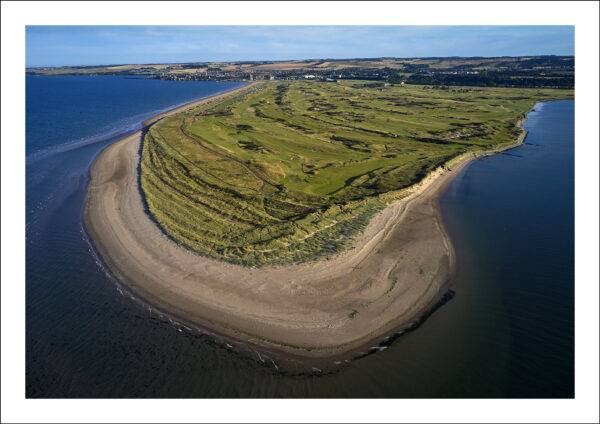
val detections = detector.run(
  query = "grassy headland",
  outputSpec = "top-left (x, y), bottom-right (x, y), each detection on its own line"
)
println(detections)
top-left (140, 81), bottom-right (572, 266)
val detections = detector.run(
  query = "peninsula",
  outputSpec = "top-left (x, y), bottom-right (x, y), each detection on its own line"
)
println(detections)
top-left (84, 80), bottom-right (573, 359)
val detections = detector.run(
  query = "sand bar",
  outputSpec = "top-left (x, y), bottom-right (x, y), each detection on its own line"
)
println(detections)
top-left (84, 85), bottom-right (531, 359)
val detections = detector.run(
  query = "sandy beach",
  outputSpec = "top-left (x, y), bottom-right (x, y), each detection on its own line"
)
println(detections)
top-left (84, 86), bottom-right (532, 360)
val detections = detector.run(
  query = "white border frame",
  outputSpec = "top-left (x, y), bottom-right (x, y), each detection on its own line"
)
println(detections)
top-left (2, 1), bottom-right (598, 422)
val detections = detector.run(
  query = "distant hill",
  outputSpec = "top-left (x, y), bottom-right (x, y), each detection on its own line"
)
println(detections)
top-left (27, 56), bottom-right (574, 88)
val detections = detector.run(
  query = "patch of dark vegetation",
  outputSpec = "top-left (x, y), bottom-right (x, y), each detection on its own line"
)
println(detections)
top-left (373, 107), bottom-right (413, 115)
top-left (198, 109), bottom-right (233, 117)
top-left (275, 84), bottom-right (288, 106)
top-left (237, 140), bottom-right (267, 152)
top-left (253, 107), bottom-right (267, 118)
top-left (410, 136), bottom-right (453, 145)
top-left (236, 124), bottom-right (254, 131)
top-left (264, 196), bottom-right (316, 220)
top-left (348, 100), bottom-right (373, 109)
top-left (324, 110), bottom-right (367, 122)
top-left (388, 100), bottom-right (438, 108)
top-left (330, 135), bottom-right (371, 152)
top-left (268, 116), bottom-right (313, 133)
top-left (307, 99), bottom-right (337, 112)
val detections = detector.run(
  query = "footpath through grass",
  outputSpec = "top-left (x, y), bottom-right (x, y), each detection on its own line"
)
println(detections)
top-left (141, 81), bottom-right (572, 266)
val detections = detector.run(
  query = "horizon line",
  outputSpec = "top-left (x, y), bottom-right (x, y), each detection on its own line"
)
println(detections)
top-left (26, 54), bottom-right (574, 70)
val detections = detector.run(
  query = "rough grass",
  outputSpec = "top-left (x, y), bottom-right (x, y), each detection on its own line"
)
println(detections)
top-left (140, 81), bottom-right (573, 266)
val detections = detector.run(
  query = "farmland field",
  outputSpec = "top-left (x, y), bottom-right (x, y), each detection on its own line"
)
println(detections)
top-left (140, 81), bottom-right (572, 265)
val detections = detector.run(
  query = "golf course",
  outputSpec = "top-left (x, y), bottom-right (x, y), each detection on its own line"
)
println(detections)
top-left (141, 81), bottom-right (573, 266)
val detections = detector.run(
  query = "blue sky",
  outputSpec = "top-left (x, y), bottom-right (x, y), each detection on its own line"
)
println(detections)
top-left (26, 26), bottom-right (574, 67)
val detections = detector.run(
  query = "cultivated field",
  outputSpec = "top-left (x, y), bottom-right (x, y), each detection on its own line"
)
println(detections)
top-left (140, 81), bottom-right (572, 266)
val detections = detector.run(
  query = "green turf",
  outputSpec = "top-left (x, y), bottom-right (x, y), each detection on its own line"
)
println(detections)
top-left (140, 81), bottom-right (573, 266)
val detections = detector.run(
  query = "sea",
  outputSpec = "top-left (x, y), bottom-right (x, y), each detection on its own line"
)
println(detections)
top-left (25, 75), bottom-right (574, 398)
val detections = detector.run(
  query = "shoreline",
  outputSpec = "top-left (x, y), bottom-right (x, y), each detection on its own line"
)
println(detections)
top-left (27, 82), bottom-right (250, 165)
top-left (83, 88), bottom-right (537, 362)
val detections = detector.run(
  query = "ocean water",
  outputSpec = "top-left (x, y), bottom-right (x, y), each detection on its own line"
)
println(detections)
top-left (25, 76), bottom-right (574, 398)
top-left (26, 76), bottom-right (246, 160)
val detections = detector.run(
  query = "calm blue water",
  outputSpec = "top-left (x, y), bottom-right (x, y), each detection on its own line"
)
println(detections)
top-left (26, 76), bottom-right (245, 160)
top-left (436, 100), bottom-right (574, 397)
top-left (25, 76), bottom-right (574, 398)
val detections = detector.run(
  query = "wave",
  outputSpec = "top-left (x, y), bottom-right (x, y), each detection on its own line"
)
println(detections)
top-left (26, 118), bottom-right (143, 165)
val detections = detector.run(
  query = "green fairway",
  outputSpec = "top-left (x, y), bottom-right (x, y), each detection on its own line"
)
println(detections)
top-left (140, 81), bottom-right (572, 266)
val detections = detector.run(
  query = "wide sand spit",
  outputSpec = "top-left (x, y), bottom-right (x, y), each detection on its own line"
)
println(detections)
top-left (84, 83), bottom-right (530, 359)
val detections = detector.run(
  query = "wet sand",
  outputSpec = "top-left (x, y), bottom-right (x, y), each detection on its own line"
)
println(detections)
top-left (84, 89), bottom-right (531, 359)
